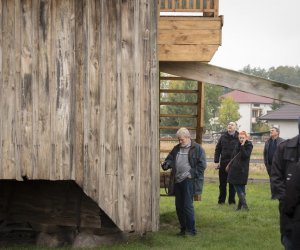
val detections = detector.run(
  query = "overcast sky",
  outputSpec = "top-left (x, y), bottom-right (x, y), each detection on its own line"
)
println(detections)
top-left (210, 0), bottom-right (300, 71)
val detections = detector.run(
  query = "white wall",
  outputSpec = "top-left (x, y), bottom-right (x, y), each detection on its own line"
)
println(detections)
top-left (268, 120), bottom-right (298, 139)
top-left (237, 104), bottom-right (251, 132)
top-left (237, 103), bottom-right (272, 133)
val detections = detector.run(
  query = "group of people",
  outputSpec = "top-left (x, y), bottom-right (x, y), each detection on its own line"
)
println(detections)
top-left (161, 118), bottom-right (300, 250)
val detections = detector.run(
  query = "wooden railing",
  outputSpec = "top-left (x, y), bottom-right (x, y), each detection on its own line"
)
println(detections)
top-left (159, 0), bottom-right (218, 17)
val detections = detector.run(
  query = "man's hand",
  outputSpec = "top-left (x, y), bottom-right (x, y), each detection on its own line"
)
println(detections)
top-left (161, 161), bottom-right (169, 171)
top-left (215, 163), bottom-right (220, 170)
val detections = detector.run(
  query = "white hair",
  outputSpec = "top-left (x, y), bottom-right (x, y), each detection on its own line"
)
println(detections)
top-left (176, 127), bottom-right (191, 138)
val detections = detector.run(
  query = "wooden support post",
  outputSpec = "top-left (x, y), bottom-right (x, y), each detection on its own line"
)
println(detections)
top-left (196, 81), bottom-right (204, 144)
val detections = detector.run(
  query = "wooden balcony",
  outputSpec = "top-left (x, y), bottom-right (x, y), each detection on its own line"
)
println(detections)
top-left (158, 0), bottom-right (222, 61)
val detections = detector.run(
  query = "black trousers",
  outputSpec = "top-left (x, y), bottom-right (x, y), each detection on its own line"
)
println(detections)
top-left (218, 167), bottom-right (236, 204)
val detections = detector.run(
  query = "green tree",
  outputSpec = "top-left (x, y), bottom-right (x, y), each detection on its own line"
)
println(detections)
top-left (218, 97), bottom-right (240, 128)
top-left (204, 83), bottom-right (223, 132)
top-left (241, 65), bottom-right (300, 87)
top-left (160, 78), bottom-right (198, 135)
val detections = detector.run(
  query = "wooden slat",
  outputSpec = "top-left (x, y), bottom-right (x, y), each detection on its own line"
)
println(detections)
top-left (74, 0), bottom-right (84, 186)
top-left (2, 0), bottom-right (16, 179)
top-left (151, 0), bottom-right (160, 232)
top-left (20, 0), bottom-right (34, 179)
top-left (159, 18), bottom-right (221, 30)
top-left (49, 0), bottom-right (57, 180)
top-left (54, 0), bottom-right (72, 180)
top-left (158, 44), bottom-right (219, 61)
top-left (160, 126), bottom-right (196, 130)
top-left (37, 0), bottom-right (52, 179)
top-left (196, 81), bottom-right (204, 143)
top-left (14, 0), bottom-right (22, 180)
top-left (160, 89), bottom-right (198, 93)
top-left (160, 101), bottom-right (197, 106)
top-left (119, 0), bottom-right (135, 231)
top-left (86, 0), bottom-right (101, 202)
top-left (0, 0), bottom-right (3, 178)
top-left (160, 62), bottom-right (300, 105)
top-left (32, 0), bottom-right (39, 179)
top-left (160, 114), bottom-right (197, 118)
top-left (158, 29), bottom-right (220, 45)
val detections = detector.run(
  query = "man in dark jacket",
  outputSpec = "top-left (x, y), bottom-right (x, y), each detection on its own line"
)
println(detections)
top-left (162, 128), bottom-right (206, 236)
top-left (271, 117), bottom-right (300, 250)
top-left (263, 127), bottom-right (284, 198)
top-left (214, 121), bottom-right (239, 204)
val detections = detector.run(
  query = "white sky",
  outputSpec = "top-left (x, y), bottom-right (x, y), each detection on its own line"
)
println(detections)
top-left (210, 0), bottom-right (300, 71)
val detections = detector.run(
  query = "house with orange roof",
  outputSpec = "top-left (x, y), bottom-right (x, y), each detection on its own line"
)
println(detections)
top-left (221, 90), bottom-right (274, 132)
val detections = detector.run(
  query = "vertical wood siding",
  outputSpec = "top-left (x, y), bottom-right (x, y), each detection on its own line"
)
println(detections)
top-left (0, 0), bottom-right (159, 232)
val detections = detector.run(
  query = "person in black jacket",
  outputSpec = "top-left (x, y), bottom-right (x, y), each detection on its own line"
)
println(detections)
top-left (271, 117), bottom-right (300, 250)
top-left (214, 121), bottom-right (239, 204)
top-left (227, 131), bottom-right (253, 211)
top-left (161, 128), bottom-right (206, 236)
top-left (263, 127), bottom-right (284, 199)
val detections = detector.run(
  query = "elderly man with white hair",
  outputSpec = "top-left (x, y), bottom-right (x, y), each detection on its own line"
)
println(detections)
top-left (161, 127), bottom-right (206, 236)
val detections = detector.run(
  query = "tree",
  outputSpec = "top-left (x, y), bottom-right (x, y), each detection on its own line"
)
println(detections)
top-left (218, 97), bottom-right (241, 129)
top-left (160, 78), bottom-right (198, 135)
top-left (204, 83), bottom-right (223, 132)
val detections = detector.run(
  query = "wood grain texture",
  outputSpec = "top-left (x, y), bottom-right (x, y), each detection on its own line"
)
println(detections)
top-left (160, 62), bottom-right (300, 105)
top-left (0, 0), bottom-right (159, 233)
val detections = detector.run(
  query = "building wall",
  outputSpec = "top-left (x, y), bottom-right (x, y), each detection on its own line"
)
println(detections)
top-left (0, 0), bottom-right (159, 232)
top-left (237, 104), bottom-right (251, 132)
top-left (237, 103), bottom-right (272, 132)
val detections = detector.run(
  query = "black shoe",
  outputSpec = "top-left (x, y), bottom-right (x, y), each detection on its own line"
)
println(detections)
top-left (186, 232), bottom-right (196, 236)
top-left (176, 231), bottom-right (186, 236)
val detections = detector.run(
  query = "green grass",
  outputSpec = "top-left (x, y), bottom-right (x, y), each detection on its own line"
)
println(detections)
top-left (5, 183), bottom-right (281, 250)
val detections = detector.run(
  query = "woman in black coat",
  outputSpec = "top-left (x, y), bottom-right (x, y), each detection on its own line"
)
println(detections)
top-left (227, 131), bottom-right (253, 211)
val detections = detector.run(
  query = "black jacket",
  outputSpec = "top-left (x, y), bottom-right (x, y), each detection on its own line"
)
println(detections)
top-left (214, 131), bottom-right (239, 168)
top-left (271, 135), bottom-right (300, 246)
top-left (263, 136), bottom-right (284, 172)
top-left (227, 140), bottom-right (253, 185)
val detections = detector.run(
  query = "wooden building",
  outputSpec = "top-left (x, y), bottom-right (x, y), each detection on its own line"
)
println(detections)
top-left (0, 0), bottom-right (158, 234)
top-left (1, 0), bottom-right (300, 241)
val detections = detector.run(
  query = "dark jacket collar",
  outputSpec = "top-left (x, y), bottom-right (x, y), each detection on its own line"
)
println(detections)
top-left (286, 135), bottom-right (299, 148)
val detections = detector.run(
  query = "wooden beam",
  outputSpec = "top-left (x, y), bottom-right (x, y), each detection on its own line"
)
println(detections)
top-left (160, 62), bottom-right (300, 105)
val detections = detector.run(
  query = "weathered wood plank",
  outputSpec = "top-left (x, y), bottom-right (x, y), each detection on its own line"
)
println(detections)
top-left (53, 0), bottom-right (72, 180)
top-left (74, 0), bottom-right (84, 186)
top-left (98, 0), bottom-right (107, 209)
top-left (158, 29), bottom-right (221, 44)
top-left (138, 0), bottom-right (152, 231)
top-left (37, 0), bottom-right (51, 179)
top-left (102, 0), bottom-right (119, 227)
top-left (158, 44), bottom-right (218, 61)
top-left (149, 0), bottom-right (160, 231)
top-left (20, 0), bottom-right (34, 179)
top-left (160, 62), bottom-right (300, 105)
top-left (159, 18), bottom-right (222, 30)
top-left (49, 0), bottom-right (57, 180)
top-left (2, 0), bottom-right (16, 179)
top-left (0, 0), bottom-right (3, 178)
top-left (86, 0), bottom-right (101, 202)
top-left (119, 0), bottom-right (135, 232)
top-left (32, 0), bottom-right (39, 179)
top-left (14, 0), bottom-right (22, 180)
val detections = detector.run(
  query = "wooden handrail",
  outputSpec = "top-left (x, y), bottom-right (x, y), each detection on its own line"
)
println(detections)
top-left (159, 0), bottom-right (218, 16)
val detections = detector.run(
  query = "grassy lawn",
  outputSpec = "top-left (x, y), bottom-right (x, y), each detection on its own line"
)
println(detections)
top-left (112, 182), bottom-right (281, 250)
